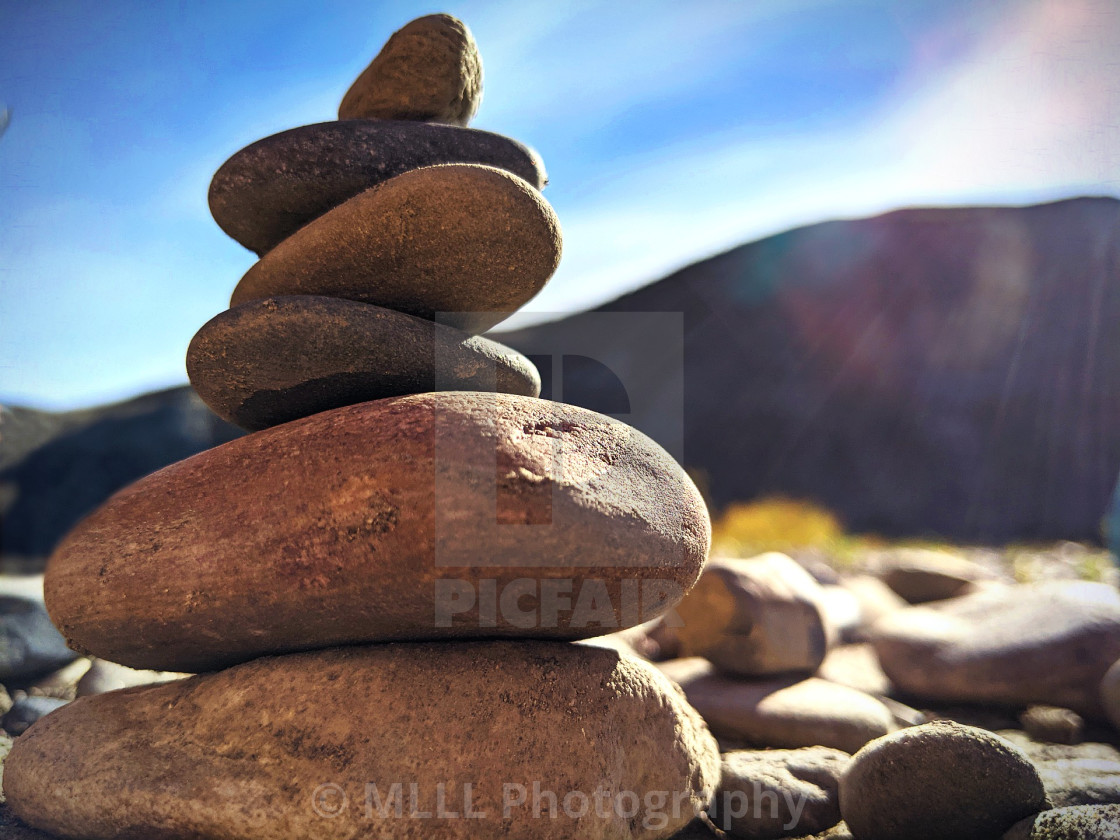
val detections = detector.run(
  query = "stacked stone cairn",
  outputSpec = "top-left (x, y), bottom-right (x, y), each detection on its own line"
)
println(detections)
top-left (4, 15), bottom-right (721, 840)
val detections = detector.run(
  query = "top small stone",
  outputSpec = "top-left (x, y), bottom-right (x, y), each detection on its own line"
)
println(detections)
top-left (339, 14), bottom-right (482, 126)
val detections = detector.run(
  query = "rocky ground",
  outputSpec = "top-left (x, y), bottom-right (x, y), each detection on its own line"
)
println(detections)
top-left (5, 542), bottom-right (1120, 839)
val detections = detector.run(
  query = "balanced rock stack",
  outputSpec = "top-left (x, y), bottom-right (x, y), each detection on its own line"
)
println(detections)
top-left (4, 15), bottom-right (719, 840)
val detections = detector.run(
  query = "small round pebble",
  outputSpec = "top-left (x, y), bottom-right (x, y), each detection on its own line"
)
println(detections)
top-left (339, 14), bottom-right (482, 125)
top-left (839, 721), bottom-right (1049, 840)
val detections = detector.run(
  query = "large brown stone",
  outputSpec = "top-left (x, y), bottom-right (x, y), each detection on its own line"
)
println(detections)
top-left (45, 393), bottom-right (710, 672)
top-left (209, 120), bottom-right (546, 255)
top-left (229, 164), bottom-right (561, 334)
top-left (871, 581), bottom-right (1120, 717)
top-left (4, 642), bottom-right (720, 840)
top-left (339, 14), bottom-right (482, 125)
top-left (187, 296), bottom-right (540, 430)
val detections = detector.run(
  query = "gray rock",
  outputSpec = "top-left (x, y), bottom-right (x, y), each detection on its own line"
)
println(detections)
top-left (0, 597), bottom-right (76, 682)
top-left (816, 643), bottom-right (891, 697)
top-left (872, 581), bottom-right (1120, 716)
top-left (1000, 731), bottom-right (1120, 808)
top-left (839, 721), bottom-right (1049, 840)
top-left (75, 659), bottom-right (187, 697)
top-left (1, 695), bottom-right (67, 736)
top-left (1003, 804), bottom-right (1120, 839)
top-left (209, 120), bottom-right (546, 255)
top-left (674, 554), bottom-right (833, 678)
top-left (709, 747), bottom-right (848, 839)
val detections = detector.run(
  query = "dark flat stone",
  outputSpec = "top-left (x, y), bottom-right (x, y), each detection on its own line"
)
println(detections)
top-left (209, 119), bottom-right (546, 254)
top-left (187, 296), bottom-right (541, 431)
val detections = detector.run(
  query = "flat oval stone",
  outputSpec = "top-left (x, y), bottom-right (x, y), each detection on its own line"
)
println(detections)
top-left (187, 296), bottom-right (541, 431)
top-left (659, 658), bottom-right (895, 754)
top-left (229, 164), bottom-right (562, 334)
top-left (45, 393), bottom-right (710, 672)
top-left (229, 164), bottom-right (560, 334)
top-left (5, 642), bottom-right (721, 840)
top-left (209, 120), bottom-right (546, 255)
top-left (839, 721), bottom-right (1048, 840)
top-left (871, 581), bottom-right (1120, 717)
top-left (339, 14), bottom-right (482, 125)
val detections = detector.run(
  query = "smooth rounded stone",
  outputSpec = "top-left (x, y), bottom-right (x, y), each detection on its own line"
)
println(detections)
top-left (339, 14), bottom-right (482, 125)
top-left (835, 575), bottom-right (907, 639)
top-left (659, 658), bottom-right (895, 754)
top-left (872, 581), bottom-right (1120, 717)
top-left (45, 393), bottom-right (710, 672)
top-left (75, 659), bottom-right (187, 698)
top-left (1003, 804), bottom-right (1120, 839)
top-left (1, 696), bottom-right (67, 737)
top-left (187, 296), bottom-right (541, 431)
top-left (817, 643), bottom-right (891, 697)
top-left (230, 164), bottom-right (561, 334)
top-left (1020, 705), bottom-right (1084, 745)
top-left (0, 597), bottom-right (77, 682)
top-left (5, 641), bottom-right (720, 840)
top-left (839, 721), bottom-right (1049, 840)
top-left (674, 554), bottom-right (833, 678)
top-left (708, 747), bottom-right (849, 840)
top-left (209, 120), bottom-right (546, 255)
top-left (878, 548), bottom-right (999, 604)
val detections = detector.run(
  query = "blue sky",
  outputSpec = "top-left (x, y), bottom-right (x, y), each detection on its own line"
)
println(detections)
top-left (2, 0), bottom-right (1118, 409)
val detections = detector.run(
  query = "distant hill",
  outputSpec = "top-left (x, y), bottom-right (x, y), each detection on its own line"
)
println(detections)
top-left (499, 196), bottom-right (1120, 544)
top-left (3, 197), bottom-right (1118, 574)
top-left (0, 388), bottom-right (242, 573)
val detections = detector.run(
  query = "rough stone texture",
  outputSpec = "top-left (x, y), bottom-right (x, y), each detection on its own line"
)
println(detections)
top-left (1000, 730), bottom-right (1120, 808)
top-left (673, 554), bottom-right (833, 677)
top-left (339, 14), bottom-right (482, 125)
top-left (187, 296), bottom-right (541, 430)
top-left (230, 164), bottom-right (561, 334)
top-left (45, 393), bottom-right (710, 672)
top-left (708, 747), bottom-right (848, 839)
top-left (498, 197), bottom-right (1120, 544)
top-left (0, 597), bottom-right (76, 683)
top-left (4, 642), bottom-right (720, 840)
top-left (1003, 804), bottom-right (1120, 840)
top-left (659, 658), bottom-right (895, 754)
top-left (75, 659), bottom-right (187, 697)
top-left (839, 721), bottom-right (1049, 840)
top-left (872, 581), bottom-right (1120, 717)
top-left (878, 548), bottom-right (1000, 603)
top-left (0, 389), bottom-right (243, 574)
top-left (209, 120), bottom-right (546, 255)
